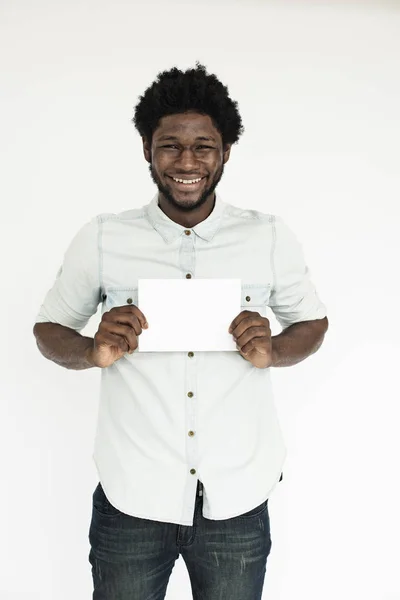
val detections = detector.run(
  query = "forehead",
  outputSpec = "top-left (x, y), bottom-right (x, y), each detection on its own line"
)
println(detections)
top-left (154, 112), bottom-right (221, 142)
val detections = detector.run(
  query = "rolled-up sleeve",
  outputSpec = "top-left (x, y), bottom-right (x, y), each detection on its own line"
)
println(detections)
top-left (269, 216), bottom-right (327, 330)
top-left (35, 217), bottom-right (101, 332)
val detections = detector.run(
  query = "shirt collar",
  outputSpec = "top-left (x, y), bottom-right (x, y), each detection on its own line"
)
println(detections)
top-left (145, 191), bottom-right (226, 244)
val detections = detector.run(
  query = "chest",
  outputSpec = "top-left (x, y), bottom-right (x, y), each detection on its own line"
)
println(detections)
top-left (100, 225), bottom-right (274, 317)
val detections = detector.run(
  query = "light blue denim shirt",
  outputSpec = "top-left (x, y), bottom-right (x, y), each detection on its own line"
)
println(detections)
top-left (36, 192), bottom-right (327, 525)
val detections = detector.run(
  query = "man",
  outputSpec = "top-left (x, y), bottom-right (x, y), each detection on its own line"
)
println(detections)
top-left (33, 62), bottom-right (328, 600)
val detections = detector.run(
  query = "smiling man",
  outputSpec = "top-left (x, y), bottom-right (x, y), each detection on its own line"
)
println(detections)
top-left (33, 62), bottom-right (328, 599)
top-left (147, 112), bottom-right (227, 222)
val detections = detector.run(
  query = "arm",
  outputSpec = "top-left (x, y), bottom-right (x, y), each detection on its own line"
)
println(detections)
top-left (268, 215), bottom-right (328, 367)
top-left (230, 216), bottom-right (328, 370)
top-left (34, 217), bottom-right (154, 371)
top-left (34, 307), bottom-right (149, 370)
top-left (271, 316), bottom-right (328, 367)
top-left (33, 323), bottom-right (95, 370)
top-left (34, 218), bottom-right (100, 369)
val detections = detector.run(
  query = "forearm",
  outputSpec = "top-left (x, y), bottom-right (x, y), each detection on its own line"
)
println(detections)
top-left (33, 322), bottom-right (95, 370)
top-left (271, 317), bottom-right (328, 368)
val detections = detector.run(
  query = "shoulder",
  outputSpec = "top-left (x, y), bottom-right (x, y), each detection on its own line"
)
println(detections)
top-left (223, 201), bottom-right (277, 225)
top-left (93, 205), bottom-right (147, 225)
top-left (222, 203), bottom-right (301, 247)
top-left (222, 203), bottom-right (286, 239)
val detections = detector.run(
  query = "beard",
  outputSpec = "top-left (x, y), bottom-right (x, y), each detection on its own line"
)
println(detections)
top-left (148, 162), bottom-right (225, 213)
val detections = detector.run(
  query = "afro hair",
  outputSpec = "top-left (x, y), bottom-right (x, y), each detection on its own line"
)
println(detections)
top-left (132, 61), bottom-right (244, 148)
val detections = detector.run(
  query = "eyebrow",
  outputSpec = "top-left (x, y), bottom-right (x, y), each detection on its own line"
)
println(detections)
top-left (157, 135), bottom-right (217, 143)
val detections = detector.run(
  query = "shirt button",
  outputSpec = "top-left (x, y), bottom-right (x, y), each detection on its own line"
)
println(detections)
top-left (187, 392), bottom-right (194, 398)
top-left (188, 352), bottom-right (194, 358)
top-left (184, 230), bottom-right (191, 235)
top-left (190, 468), bottom-right (196, 475)
top-left (246, 296), bottom-right (251, 302)
top-left (186, 273), bottom-right (192, 279)
top-left (188, 430), bottom-right (195, 437)
top-left (127, 298), bottom-right (133, 304)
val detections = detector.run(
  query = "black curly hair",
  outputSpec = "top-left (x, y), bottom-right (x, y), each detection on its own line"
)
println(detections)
top-left (132, 61), bottom-right (244, 148)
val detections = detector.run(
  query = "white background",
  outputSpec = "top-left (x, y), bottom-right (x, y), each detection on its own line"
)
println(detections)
top-left (1, 1), bottom-right (400, 599)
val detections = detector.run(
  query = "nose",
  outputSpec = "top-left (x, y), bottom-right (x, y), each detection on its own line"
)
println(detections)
top-left (176, 148), bottom-right (199, 170)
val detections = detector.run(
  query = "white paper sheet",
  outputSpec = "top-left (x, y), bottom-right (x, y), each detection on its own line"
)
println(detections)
top-left (137, 279), bottom-right (241, 352)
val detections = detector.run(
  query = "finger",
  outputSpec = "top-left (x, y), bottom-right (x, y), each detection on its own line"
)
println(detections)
top-left (99, 322), bottom-right (138, 352)
top-left (231, 313), bottom-right (264, 340)
top-left (103, 311), bottom-right (143, 336)
top-left (95, 331), bottom-right (130, 354)
top-left (228, 310), bottom-right (254, 334)
top-left (109, 305), bottom-right (148, 329)
top-left (236, 326), bottom-right (269, 350)
top-left (241, 336), bottom-right (271, 356)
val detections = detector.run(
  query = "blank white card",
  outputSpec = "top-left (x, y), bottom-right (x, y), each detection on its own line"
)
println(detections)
top-left (138, 279), bottom-right (241, 352)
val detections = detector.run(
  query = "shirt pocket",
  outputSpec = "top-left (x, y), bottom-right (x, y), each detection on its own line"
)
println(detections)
top-left (240, 284), bottom-right (271, 317)
top-left (101, 287), bottom-right (138, 314)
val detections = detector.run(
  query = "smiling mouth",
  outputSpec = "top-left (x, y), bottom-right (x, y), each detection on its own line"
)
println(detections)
top-left (168, 176), bottom-right (206, 191)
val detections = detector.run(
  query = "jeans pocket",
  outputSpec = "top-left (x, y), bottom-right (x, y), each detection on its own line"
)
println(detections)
top-left (93, 482), bottom-right (122, 518)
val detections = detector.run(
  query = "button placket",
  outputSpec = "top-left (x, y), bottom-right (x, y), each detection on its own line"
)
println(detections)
top-left (185, 347), bottom-right (198, 480)
top-left (180, 229), bottom-right (198, 481)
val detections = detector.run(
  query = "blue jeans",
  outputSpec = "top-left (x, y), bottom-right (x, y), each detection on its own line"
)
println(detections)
top-left (88, 480), bottom-right (272, 599)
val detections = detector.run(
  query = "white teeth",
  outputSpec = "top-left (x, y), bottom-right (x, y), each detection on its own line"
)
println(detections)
top-left (172, 177), bottom-right (202, 184)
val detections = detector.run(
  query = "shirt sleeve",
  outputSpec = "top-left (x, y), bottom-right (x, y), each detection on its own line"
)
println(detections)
top-left (268, 215), bottom-right (327, 330)
top-left (35, 217), bottom-right (101, 332)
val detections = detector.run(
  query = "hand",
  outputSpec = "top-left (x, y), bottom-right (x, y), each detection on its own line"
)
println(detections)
top-left (87, 305), bottom-right (148, 368)
top-left (229, 311), bottom-right (272, 369)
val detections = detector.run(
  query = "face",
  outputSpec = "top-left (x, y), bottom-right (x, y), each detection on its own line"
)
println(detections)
top-left (143, 112), bottom-right (231, 213)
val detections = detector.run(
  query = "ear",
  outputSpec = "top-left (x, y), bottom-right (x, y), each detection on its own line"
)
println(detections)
top-left (223, 143), bottom-right (232, 164)
top-left (142, 136), bottom-right (151, 163)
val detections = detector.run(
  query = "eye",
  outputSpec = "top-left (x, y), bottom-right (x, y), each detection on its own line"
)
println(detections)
top-left (161, 144), bottom-right (214, 150)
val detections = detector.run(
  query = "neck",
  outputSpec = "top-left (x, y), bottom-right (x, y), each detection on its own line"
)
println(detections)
top-left (158, 193), bottom-right (216, 228)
